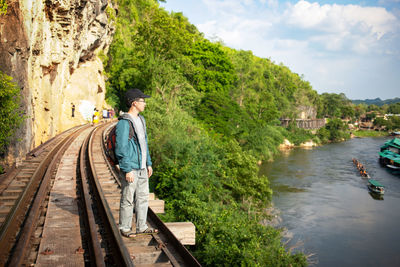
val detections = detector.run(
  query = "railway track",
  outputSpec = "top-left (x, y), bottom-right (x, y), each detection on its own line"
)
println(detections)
top-left (0, 122), bottom-right (200, 266)
top-left (0, 124), bottom-right (89, 265)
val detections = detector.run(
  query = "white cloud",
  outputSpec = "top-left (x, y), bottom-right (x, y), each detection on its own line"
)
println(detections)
top-left (284, 0), bottom-right (398, 39)
top-left (190, 0), bottom-right (400, 98)
top-left (281, 1), bottom-right (400, 54)
top-left (197, 11), bottom-right (273, 47)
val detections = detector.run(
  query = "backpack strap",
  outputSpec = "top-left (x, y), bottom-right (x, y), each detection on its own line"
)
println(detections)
top-left (125, 119), bottom-right (136, 141)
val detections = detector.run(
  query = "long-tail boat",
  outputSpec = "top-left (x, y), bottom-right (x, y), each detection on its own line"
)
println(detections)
top-left (379, 138), bottom-right (400, 170)
top-left (367, 179), bottom-right (385, 195)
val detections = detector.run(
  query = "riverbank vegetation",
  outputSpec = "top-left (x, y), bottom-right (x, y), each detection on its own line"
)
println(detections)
top-left (315, 93), bottom-right (400, 141)
top-left (105, 0), bottom-right (310, 265)
top-left (352, 130), bottom-right (389, 138)
top-left (104, 0), bottom-right (397, 265)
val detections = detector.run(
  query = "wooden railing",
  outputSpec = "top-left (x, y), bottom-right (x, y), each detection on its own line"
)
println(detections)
top-left (280, 119), bottom-right (326, 129)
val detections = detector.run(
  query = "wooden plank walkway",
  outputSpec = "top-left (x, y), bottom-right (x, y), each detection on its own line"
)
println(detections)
top-left (35, 128), bottom-right (92, 266)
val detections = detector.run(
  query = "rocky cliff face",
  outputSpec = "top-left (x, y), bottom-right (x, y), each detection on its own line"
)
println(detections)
top-left (297, 105), bottom-right (317, 119)
top-left (0, 0), bottom-right (115, 165)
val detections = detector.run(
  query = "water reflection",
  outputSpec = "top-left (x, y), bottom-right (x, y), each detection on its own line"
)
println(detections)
top-left (368, 192), bottom-right (384, 201)
top-left (261, 137), bottom-right (400, 267)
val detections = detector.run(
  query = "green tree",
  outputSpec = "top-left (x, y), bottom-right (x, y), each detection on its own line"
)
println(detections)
top-left (106, 2), bottom-right (200, 110)
top-left (388, 103), bottom-right (400, 114)
top-left (373, 117), bottom-right (386, 129)
top-left (354, 104), bottom-right (367, 120)
top-left (0, 71), bottom-right (24, 153)
top-left (195, 91), bottom-right (249, 139)
top-left (365, 112), bottom-right (376, 121)
top-left (319, 93), bottom-right (352, 118)
top-left (381, 104), bottom-right (389, 114)
top-left (318, 118), bottom-right (350, 142)
top-left (367, 104), bottom-right (380, 112)
top-left (387, 116), bottom-right (400, 130)
top-left (227, 49), bottom-right (280, 124)
top-left (341, 105), bottom-right (355, 119)
top-left (185, 40), bottom-right (237, 93)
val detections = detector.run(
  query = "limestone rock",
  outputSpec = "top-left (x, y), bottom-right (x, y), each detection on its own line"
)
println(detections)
top-left (299, 140), bottom-right (318, 148)
top-left (0, 0), bottom-right (116, 164)
top-left (279, 139), bottom-right (295, 150)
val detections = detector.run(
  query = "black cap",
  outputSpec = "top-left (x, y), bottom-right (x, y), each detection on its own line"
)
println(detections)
top-left (125, 88), bottom-right (150, 107)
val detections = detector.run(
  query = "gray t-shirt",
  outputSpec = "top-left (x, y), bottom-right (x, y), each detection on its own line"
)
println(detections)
top-left (129, 114), bottom-right (147, 169)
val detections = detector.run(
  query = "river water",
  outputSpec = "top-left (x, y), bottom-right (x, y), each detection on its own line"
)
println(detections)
top-left (260, 136), bottom-right (400, 267)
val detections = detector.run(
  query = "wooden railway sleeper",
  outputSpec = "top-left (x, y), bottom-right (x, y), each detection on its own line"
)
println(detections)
top-left (6, 125), bottom-right (90, 266)
top-left (0, 126), bottom-right (83, 265)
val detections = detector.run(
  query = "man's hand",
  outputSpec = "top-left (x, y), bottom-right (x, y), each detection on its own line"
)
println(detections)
top-left (147, 166), bottom-right (153, 178)
top-left (126, 171), bottom-right (135, 183)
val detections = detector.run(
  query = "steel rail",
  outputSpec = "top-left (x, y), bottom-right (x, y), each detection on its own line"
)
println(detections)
top-left (148, 209), bottom-right (202, 267)
top-left (28, 125), bottom-right (83, 157)
top-left (0, 126), bottom-right (86, 264)
top-left (88, 124), bottom-right (134, 267)
top-left (6, 125), bottom-right (90, 266)
top-left (79, 126), bottom-right (106, 267)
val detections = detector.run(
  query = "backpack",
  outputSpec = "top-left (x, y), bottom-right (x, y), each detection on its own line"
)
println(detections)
top-left (105, 120), bottom-right (135, 165)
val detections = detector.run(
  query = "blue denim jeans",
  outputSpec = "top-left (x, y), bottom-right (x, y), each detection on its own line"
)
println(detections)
top-left (119, 169), bottom-right (149, 233)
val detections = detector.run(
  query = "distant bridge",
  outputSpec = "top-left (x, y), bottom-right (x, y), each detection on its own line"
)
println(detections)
top-left (280, 119), bottom-right (326, 129)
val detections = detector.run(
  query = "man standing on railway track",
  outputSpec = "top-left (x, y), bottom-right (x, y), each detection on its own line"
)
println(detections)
top-left (115, 88), bottom-right (158, 237)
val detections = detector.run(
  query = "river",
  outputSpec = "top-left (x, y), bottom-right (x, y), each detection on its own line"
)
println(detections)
top-left (260, 136), bottom-right (400, 267)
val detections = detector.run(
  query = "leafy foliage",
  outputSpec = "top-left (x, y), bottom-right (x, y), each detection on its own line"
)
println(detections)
top-left (0, 71), bottom-right (24, 154)
top-left (318, 93), bottom-right (353, 119)
top-left (388, 103), bottom-right (400, 114)
top-left (0, 0), bottom-right (7, 16)
top-left (144, 98), bottom-right (304, 266)
top-left (285, 122), bottom-right (316, 145)
top-left (106, 1), bottom-right (201, 111)
top-left (185, 40), bottom-right (236, 93)
top-left (317, 118), bottom-right (350, 142)
top-left (104, 0), bottom-right (318, 265)
top-left (374, 115), bottom-right (400, 131)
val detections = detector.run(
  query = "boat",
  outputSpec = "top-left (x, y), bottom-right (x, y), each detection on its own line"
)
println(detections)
top-left (367, 179), bottom-right (385, 195)
top-left (379, 138), bottom-right (400, 170)
top-left (352, 158), bottom-right (371, 178)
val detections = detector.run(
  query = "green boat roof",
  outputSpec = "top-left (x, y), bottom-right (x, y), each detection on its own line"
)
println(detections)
top-left (379, 150), bottom-right (400, 164)
top-left (368, 179), bottom-right (384, 188)
top-left (381, 138), bottom-right (400, 150)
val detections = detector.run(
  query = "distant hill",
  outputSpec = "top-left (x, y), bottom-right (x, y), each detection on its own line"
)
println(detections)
top-left (352, 97), bottom-right (400, 106)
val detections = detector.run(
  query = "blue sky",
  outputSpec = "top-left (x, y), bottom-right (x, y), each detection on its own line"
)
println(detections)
top-left (160, 0), bottom-right (400, 100)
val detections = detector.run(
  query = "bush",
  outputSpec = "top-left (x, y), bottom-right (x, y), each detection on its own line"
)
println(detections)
top-left (0, 71), bottom-right (24, 154)
top-left (317, 118), bottom-right (350, 143)
top-left (144, 97), bottom-right (305, 266)
top-left (285, 122), bottom-right (315, 145)
top-left (388, 116), bottom-right (400, 130)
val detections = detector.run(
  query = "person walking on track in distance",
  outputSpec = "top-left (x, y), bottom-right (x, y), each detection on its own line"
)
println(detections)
top-left (115, 88), bottom-right (158, 237)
